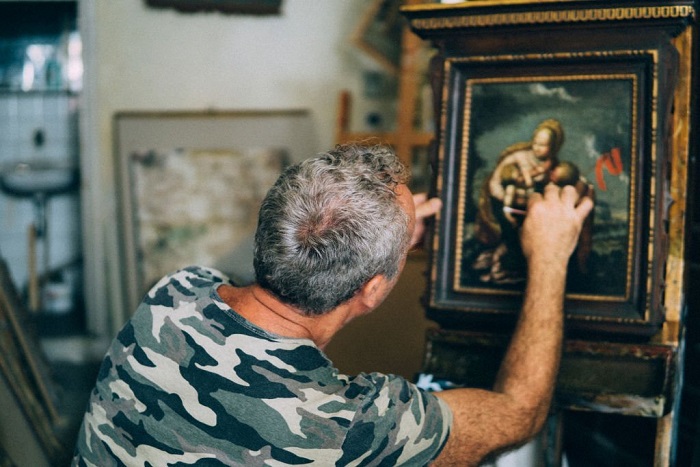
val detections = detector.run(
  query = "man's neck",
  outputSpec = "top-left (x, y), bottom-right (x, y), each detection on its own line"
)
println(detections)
top-left (217, 284), bottom-right (357, 349)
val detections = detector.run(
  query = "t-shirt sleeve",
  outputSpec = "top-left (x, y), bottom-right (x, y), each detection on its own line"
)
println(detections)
top-left (340, 372), bottom-right (453, 466)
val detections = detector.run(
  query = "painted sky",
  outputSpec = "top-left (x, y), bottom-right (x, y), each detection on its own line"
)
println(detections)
top-left (467, 78), bottom-right (636, 217)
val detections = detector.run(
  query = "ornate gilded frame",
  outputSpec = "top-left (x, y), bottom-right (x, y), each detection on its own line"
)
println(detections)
top-left (144, 0), bottom-right (282, 15)
top-left (404, 1), bottom-right (694, 337)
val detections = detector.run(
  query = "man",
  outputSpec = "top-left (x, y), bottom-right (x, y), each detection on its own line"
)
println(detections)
top-left (73, 143), bottom-right (592, 466)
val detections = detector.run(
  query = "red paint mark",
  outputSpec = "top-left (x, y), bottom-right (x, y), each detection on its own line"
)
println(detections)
top-left (595, 147), bottom-right (623, 191)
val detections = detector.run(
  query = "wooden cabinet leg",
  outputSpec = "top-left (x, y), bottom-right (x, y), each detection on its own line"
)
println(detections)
top-left (654, 412), bottom-right (674, 467)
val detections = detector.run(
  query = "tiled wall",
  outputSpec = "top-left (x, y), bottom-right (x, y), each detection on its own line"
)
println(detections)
top-left (0, 2), bottom-right (81, 311)
top-left (0, 91), bottom-right (81, 307)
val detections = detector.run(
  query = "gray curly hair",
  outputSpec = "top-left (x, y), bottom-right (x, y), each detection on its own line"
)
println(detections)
top-left (253, 143), bottom-right (411, 316)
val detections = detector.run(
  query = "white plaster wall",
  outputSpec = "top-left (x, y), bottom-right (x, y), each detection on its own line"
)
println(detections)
top-left (80, 0), bottom-right (376, 337)
top-left (93, 0), bottom-right (364, 140)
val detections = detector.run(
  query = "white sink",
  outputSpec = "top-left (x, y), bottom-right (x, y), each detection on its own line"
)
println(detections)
top-left (0, 160), bottom-right (78, 197)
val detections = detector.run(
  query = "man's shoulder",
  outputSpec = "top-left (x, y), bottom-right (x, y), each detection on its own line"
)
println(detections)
top-left (140, 266), bottom-right (229, 301)
top-left (164, 265), bottom-right (231, 287)
top-left (348, 372), bottom-right (426, 405)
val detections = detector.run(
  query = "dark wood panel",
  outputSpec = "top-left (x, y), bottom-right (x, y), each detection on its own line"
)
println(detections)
top-left (423, 329), bottom-right (676, 417)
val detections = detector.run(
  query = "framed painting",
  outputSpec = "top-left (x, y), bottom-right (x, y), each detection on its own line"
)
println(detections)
top-left (114, 110), bottom-right (316, 316)
top-left (428, 49), bottom-right (675, 336)
top-left (144, 0), bottom-right (282, 15)
top-left (0, 258), bottom-right (64, 463)
top-left (351, 0), bottom-right (404, 75)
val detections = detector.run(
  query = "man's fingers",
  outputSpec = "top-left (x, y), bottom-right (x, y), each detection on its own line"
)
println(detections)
top-left (409, 194), bottom-right (442, 250)
top-left (541, 183), bottom-right (575, 202)
top-left (416, 197), bottom-right (442, 220)
top-left (527, 184), bottom-right (594, 225)
top-left (542, 183), bottom-right (561, 198)
top-left (413, 193), bottom-right (428, 205)
top-left (559, 184), bottom-right (580, 205)
top-left (575, 195), bottom-right (595, 222)
top-left (541, 183), bottom-right (586, 207)
top-left (526, 190), bottom-right (543, 208)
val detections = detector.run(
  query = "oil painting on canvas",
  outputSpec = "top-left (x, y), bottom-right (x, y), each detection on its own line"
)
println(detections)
top-left (129, 147), bottom-right (287, 293)
top-left (456, 76), bottom-right (636, 301)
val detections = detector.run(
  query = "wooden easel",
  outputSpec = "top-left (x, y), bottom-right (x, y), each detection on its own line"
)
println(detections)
top-left (335, 0), bottom-right (433, 170)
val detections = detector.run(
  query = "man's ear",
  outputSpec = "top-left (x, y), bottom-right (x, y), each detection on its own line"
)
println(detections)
top-left (357, 274), bottom-right (392, 311)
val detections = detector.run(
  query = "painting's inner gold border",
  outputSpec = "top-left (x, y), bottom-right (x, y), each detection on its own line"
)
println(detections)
top-left (429, 50), bottom-right (659, 323)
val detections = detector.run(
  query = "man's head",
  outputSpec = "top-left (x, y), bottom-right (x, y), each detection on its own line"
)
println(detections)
top-left (254, 143), bottom-right (412, 316)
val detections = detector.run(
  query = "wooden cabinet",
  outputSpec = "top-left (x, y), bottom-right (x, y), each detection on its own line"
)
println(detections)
top-left (402, 2), bottom-right (696, 464)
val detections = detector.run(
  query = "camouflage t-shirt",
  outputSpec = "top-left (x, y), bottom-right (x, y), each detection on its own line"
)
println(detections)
top-left (73, 266), bottom-right (452, 466)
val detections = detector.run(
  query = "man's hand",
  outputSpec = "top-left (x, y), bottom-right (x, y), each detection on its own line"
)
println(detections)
top-left (520, 184), bottom-right (594, 267)
top-left (410, 193), bottom-right (442, 249)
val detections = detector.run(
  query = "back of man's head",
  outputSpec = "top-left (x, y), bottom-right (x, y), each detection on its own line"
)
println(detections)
top-left (253, 143), bottom-right (410, 316)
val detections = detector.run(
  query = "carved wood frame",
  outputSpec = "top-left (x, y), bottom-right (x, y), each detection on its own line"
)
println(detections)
top-left (403, 1), bottom-right (695, 338)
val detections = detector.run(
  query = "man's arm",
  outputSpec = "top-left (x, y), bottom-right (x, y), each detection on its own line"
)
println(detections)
top-left (432, 184), bottom-right (594, 466)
